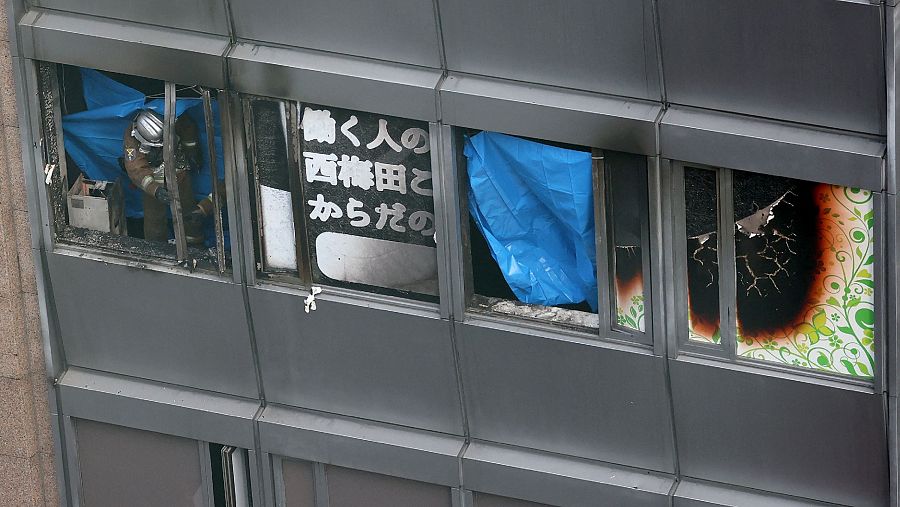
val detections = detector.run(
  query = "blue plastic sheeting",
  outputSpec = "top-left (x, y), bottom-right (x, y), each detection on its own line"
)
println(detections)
top-left (62, 68), bottom-right (225, 222)
top-left (465, 131), bottom-right (597, 310)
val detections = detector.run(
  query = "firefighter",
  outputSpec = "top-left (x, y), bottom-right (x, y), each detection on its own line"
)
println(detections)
top-left (122, 109), bottom-right (216, 246)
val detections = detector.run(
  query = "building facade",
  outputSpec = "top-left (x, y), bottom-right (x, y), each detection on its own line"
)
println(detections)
top-left (1, 0), bottom-right (898, 506)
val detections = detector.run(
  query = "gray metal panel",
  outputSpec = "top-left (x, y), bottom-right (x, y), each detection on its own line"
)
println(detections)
top-left (33, 0), bottom-right (230, 36)
top-left (326, 465), bottom-right (453, 507)
top-left (258, 405), bottom-right (464, 487)
top-left (47, 252), bottom-right (259, 398)
top-left (229, 0), bottom-right (441, 68)
top-left (660, 106), bottom-right (885, 191)
top-left (440, 74), bottom-right (660, 155)
top-left (463, 441), bottom-right (673, 507)
top-left (670, 359), bottom-right (888, 507)
top-left (75, 419), bottom-right (205, 507)
top-left (249, 286), bottom-right (464, 435)
top-left (227, 43), bottom-right (441, 122)
top-left (58, 368), bottom-right (258, 448)
top-left (474, 493), bottom-right (552, 507)
top-left (673, 479), bottom-right (840, 507)
top-left (20, 9), bottom-right (228, 87)
top-left (439, 0), bottom-right (661, 100)
top-left (887, 5), bottom-right (899, 194)
top-left (455, 320), bottom-right (676, 472)
top-left (658, 0), bottom-right (885, 135)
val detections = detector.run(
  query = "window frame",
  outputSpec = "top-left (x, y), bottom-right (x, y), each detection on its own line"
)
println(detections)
top-left (670, 160), bottom-right (885, 387)
top-left (36, 61), bottom-right (230, 274)
top-left (241, 94), bottom-right (445, 306)
top-left (454, 127), bottom-right (657, 347)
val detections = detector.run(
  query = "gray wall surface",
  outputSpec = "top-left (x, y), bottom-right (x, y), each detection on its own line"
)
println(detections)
top-left (10, 1), bottom-right (898, 507)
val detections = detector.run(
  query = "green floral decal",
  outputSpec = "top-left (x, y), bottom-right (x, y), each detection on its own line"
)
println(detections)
top-left (617, 294), bottom-right (645, 332)
top-left (689, 323), bottom-right (720, 344)
top-left (737, 185), bottom-right (875, 378)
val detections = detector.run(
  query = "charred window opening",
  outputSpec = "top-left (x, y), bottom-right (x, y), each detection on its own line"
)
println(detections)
top-left (680, 165), bottom-right (876, 379)
top-left (39, 63), bottom-right (230, 272)
top-left (460, 129), bottom-right (650, 339)
top-left (246, 97), bottom-right (440, 302)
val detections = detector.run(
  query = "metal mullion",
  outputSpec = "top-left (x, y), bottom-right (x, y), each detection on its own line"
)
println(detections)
top-left (645, 156), bottom-right (663, 353)
top-left (163, 82), bottom-right (189, 262)
top-left (430, 123), bottom-right (453, 320)
top-left (202, 89), bottom-right (226, 273)
top-left (240, 97), bottom-right (266, 283)
top-left (285, 101), bottom-right (312, 286)
top-left (592, 148), bottom-right (612, 335)
top-left (717, 168), bottom-right (738, 360)
top-left (314, 462), bottom-right (329, 507)
top-left (452, 128), bottom-right (475, 318)
top-left (667, 160), bottom-right (686, 359)
top-left (272, 455), bottom-right (287, 507)
top-left (198, 441), bottom-right (215, 507)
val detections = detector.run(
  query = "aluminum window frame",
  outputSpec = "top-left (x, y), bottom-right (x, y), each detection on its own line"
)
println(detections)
top-left (239, 93), bottom-right (447, 311)
top-left (34, 60), bottom-right (232, 274)
top-left (670, 160), bottom-right (885, 389)
top-left (450, 126), bottom-right (657, 348)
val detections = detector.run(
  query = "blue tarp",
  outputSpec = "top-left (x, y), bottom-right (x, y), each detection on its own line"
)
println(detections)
top-left (62, 68), bottom-right (225, 222)
top-left (465, 131), bottom-right (597, 310)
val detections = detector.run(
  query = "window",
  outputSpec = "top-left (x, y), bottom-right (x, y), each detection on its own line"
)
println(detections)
top-left (37, 62), bottom-right (230, 271)
top-left (277, 459), bottom-right (452, 507)
top-left (676, 164), bottom-right (877, 379)
top-left (245, 97), bottom-right (439, 301)
top-left (458, 129), bottom-right (651, 342)
top-left (74, 420), bottom-right (251, 507)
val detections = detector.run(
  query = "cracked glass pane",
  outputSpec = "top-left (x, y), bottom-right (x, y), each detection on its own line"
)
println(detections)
top-left (733, 172), bottom-right (875, 378)
top-left (684, 167), bottom-right (721, 344)
top-left (607, 152), bottom-right (647, 332)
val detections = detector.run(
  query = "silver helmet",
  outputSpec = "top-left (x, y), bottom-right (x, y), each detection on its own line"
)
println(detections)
top-left (132, 110), bottom-right (164, 150)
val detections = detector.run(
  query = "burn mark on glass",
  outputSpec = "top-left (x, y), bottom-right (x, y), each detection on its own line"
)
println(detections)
top-left (684, 167), bottom-right (720, 342)
top-left (606, 152), bottom-right (647, 332)
top-left (733, 172), bottom-right (818, 338)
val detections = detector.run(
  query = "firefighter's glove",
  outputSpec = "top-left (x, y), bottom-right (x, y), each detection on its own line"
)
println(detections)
top-left (154, 186), bottom-right (171, 204)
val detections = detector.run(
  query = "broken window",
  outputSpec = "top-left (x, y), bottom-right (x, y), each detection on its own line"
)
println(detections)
top-left (38, 63), bottom-right (230, 272)
top-left (678, 165), bottom-right (877, 379)
top-left (245, 97), bottom-right (439, 301)
top-left (460, 130), bottom-right (651, 340)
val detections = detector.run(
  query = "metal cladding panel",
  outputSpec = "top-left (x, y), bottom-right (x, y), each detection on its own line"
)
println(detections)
top-left (658, 0), bottom-right (885, 135)
top-left (440, 74), bottom-right (660, 155)
top-left (229, 0), bottom-right (441, 68)
top-left (439, 0), bottom-right (661, 100)
top-left (660, 106), bottom-right (885, 191)
top-left (32, 0), bottom-right (230, 36)
top-left (463, 441), bottom-right (673, 507)
top-left (249, 286), bottom-right (464, 435)
top-left (47, 252), bottom-right (259, 398)
top-left (455, 321), bottom-right (676, 472)
top-left (58, 368), bottom-right (258, 448)
top-left (227, 43), bottom-right (441, 122)
top-left (19, 9), bottom-right (228, 87)
top-left (673, 479), bottom-right (836, 507)
top-left (258, 406), bottom-right (464, 487)
top-left (670, 360), bottom-right (888, 507)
